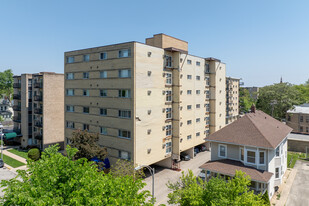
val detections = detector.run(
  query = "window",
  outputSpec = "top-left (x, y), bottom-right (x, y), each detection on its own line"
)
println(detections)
top-left (206, 104), bottom-right (210, 112)
top-left (66, 89), bottom-right (74, 96)
top-left (306, 116), bottom-right (309, 123)
top-left (119, 49), bottom-right (131, 58)
top-left (83, 54), bottom-right (90, 62)
top-left (196, 90), bottom-right (200, 95)
top-left (83, 124), bottom-right (89, 131)
top-left (196, 76), bottom-right (200, 80)
top-left (196, 118), bottom-right (200, 123)
top-left (100, 90), bottom-right (107, 97)
top-left (66, 105), bottom-right (74, 112)
top-left (196, 132), bottom-right (200, 137)
top-left (205, 63), bottom-right (210, 73)
top-left (187, 75), bottom-right (192, 80)
top-left (118, 89), bottom-right (130, 98)
top-left (300, 116), bottom-right (304, 122)
top-left (100, 71), bottom-right (107, 78)
top-left (300, 126), bottom-right (303, 132)
top-left (100, 108), bottom-right (107, 116)
top-left (119, 110), bottom-right (131, 118)
top-left (240, 148), bottom-right (244, 161)
top-left (259, 151), bottom-right (265, 164)
top-left (219, 144), bottom-right (227, 158)
top-left (247, 150), bottom-right (256, 164)
top-left (66, 73), bottom-right (74, 80)
top-left (206, 91), bottom-right (210, 99)
top-left (66, 56), bottom-right (74, 63)
top-left (187, 90), bottom-right (192, 95)
top-left (166, 142), bottom-right (172, 154)
top-left (119, 69), bottom-right (131, 78)
top-left (66, 121), bottom-right (75, 128)
top-left (119, 150), bottom-right (130, 160)
top-left (166, 91), bottom-right (172, 102)
top-left (165, 55), bottom-right (172, 67)
top-left (166, 108), bottom-right (172, 119)
top-left (100, 52), bottom-right (107, 60)
top-left (165, 73), bottom-right (172, 85)
top-left (100, 127), bottom-right (107, 135)
top-left (187, 120), bottom-right (192, 125)
top-left (275, 167), bottom-right (280, 178)
top-left (187, 59), bottom-right (192, 64)
top-left (118, 129), bottom-right (131, 139)
top-left (196, 104), bottom-right (200, 109)
top-left (187, 105), bottom-right (192, 110)
top-left (276, 146), bottom-right (280, 157)
top-left (196, 61), bottom-right (200, 66)
top-left (187, 135), bottom-right (192, 140)
top-left (166, 125), bottom-right (172, 136)
top-left (83, 107), bottom-right (89, 113)
top-left (83, 89), bottom-right (89, 96)
top-left (83, 72), bottom-right (89, 79)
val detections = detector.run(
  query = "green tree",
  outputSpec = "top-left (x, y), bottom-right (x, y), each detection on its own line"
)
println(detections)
top-left (167, 170), bottom-right (267, 206)
top-left (256, 83), bottom-right (301, 120)
top-left (0, 69), bottom-right (13, 102)
top-left (293, 83), bottom-right (309, 103)
top-left (239, 88), bottom-right (256, 113)
top-left (0, 145), bottom-right (152, 205)
top-left (68, 129), bottom-right (107, 160)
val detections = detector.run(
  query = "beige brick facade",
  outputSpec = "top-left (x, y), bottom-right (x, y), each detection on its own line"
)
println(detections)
top-left (226, 77), bottom-right (240, 125)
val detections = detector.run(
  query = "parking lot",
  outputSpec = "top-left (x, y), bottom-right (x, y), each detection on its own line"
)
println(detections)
top-left (286, 160), bottom-right (309, 206)
top-left (143, 150), bottom-right (211, 205)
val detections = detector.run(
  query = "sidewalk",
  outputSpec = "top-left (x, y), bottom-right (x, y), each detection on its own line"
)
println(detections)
top-left (2, 149), bottom-right (27, 164)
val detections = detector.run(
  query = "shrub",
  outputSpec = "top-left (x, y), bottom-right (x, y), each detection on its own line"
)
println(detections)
top-left (28, 148), bottom-right (41, 161)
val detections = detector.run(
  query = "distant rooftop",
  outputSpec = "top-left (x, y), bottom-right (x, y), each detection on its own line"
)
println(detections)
top-left (287, 103), bottom-right (309, 114)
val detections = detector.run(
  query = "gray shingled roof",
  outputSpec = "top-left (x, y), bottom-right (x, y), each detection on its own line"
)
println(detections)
top-left (206, 110), bottom-right (292, 149)
top-left (287, 104), bottom-right (309, 114)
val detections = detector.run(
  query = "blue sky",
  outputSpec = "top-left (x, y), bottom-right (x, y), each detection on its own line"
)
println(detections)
top-left (1, 0), bottom-right (308, 87)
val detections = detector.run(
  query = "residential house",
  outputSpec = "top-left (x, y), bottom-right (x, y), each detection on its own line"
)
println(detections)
top-left (286, 103), bottom-right (309, 134)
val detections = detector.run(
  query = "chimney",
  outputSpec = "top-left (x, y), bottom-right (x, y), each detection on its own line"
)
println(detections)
top-left (250, 104), bottom-right (256, 113)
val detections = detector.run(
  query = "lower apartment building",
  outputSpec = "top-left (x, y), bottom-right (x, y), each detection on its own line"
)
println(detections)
top-left (12, 72), bottom-right (64, 149)
top-left (64, 33), bottom-right (226, 168)
top-left (226, 77), bottom-right (240, 125)
top-left (286, 103), bottom-right (309, 134)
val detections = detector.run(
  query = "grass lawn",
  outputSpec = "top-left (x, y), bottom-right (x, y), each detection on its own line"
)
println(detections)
top-left (7, 148), bottom-right (28, 159)
top-left (2, 154), bottom-right (26, 168)
top-left (287, 152), bottom-right (308, 168)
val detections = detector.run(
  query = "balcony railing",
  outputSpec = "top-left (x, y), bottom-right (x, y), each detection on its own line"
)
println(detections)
top-left (34, 108), bottom-right (43, 114)
top-left (34, 95), bottom-right (43, 101)
top-left (35, 120), bottom-right (43, 127)
top-left (34, 82), bottom-right (43, 88)
top-left (13, 116), bottom-right (21, 122)
top-left (13, 83), bottom-right (21, 88)
top-left (13, 105), bottom-right (21, 111)
top-left (13, 94), bottom-right (21, 100)
top-left (34, 133), bottom-right (43, 140)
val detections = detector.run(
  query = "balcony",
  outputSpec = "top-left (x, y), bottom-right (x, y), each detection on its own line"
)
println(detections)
top-left (13, 94), bottom-right (21, 100)
top-left (34, 108), bottom-right (43, 114)
top-left (13, 83), bottom-right (21, 88)
top-left (34, 95), bottom-right (43, 101)
top-left (13, 116), bottom-right (21, 123)
top-left (34, 133), bottom-right (43, 140)
top-left (13, 105), bottom-right (21, 111)
top-left (34, 82), bottom-right (43, 88)
top-left (35, 120), bottom-right (43, 127)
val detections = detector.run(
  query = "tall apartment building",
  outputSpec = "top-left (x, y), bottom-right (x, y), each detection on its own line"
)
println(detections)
top-left (286, 103), bottom-right (309, 134)
top-left (226, 77), bottom-right (240, 125)
top-left (12, 72), bottom-right (64, 149)
top-left (64, 34), bottom-right (226, 168)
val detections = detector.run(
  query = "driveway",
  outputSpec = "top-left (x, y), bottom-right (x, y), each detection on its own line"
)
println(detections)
top-left (0, 168), bottom-right (17, 197)
top-left (143, 151), bottom-right (211, 205)
top-left (286, 160), bottom-right (309, 206)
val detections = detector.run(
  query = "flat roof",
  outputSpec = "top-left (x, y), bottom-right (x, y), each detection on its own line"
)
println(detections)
top-left (287, 133), bottom-right (309, 142)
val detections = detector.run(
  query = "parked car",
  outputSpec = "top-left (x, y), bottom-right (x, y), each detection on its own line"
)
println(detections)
top-left (180, 153), bottom-right (191, 161)
top-left (0, 158), bottom-right (4, 168)
top-left (194, 147), bottom-right (200, 156)
top-left (198, 170), bottom-right (210, 181)
top-left (197, 144), bottom-right (207, 152)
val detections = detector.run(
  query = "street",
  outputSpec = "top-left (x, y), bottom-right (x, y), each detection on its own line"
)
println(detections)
top-left (0, 168), bottom-right (17, 197)
top-left (143, 151), bottom-right (211, 205)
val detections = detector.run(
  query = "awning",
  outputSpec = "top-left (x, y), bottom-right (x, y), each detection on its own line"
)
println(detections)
top-left (4, 132), bottom-right (17, 140)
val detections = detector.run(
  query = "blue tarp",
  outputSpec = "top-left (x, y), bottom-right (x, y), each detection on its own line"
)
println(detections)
top-left (90, 157), bottom-right (110, 169)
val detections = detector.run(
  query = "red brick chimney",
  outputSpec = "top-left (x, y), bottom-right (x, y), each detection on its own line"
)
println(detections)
top-left (250, 104), bottom-right (256, 113)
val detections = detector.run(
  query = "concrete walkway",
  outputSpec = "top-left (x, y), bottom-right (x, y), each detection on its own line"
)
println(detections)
top-left (1, 147), bottom-right (28, 173)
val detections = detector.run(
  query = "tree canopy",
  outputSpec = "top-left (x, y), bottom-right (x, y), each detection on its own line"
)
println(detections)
top-left (167, 170), bottom-right (268, 206)
top-left (0, 145), bottom-right (152, 205)
top-left (256, 83), bottom-right (302, 120)
top-left (0, 69), bottom-right (13, 101)
top-left (239, 87), bottom-right (256, 113)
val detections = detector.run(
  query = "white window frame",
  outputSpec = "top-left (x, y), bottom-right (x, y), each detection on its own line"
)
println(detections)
top-left (166, 108), bottom-right (172, 119)
top-left (165, 55), bottom-right (172, 67)
top-left (166, 142), bottom-right (172, 154)
top-left (240, 147), bottom-right (244, 161)
top-left (165, 73), bottom-right (172, 85)
top-left (246, 149), bottom-right (256, 164)
top-left (166, 90), bottom-right (172, 102)
top-left (275, 167), bottom-right (280, 179)
top-left (218, 144), bottom-right (227, 158)
top-left (166, 125), bottom-right (172, 136)
top-left (259, 151), bottom-right (266, 165)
